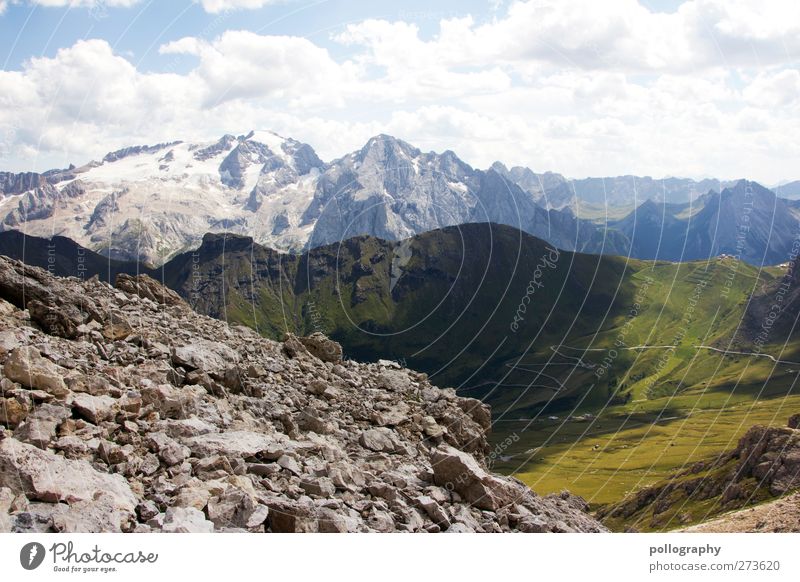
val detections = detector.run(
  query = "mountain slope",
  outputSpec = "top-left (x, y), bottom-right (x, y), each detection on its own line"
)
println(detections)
top-left (0, 254), bottom-right (606, 533)
top-left (598, 416), bottom-right (800, 531)
top-left (613, 180), bottom-right (800, 264)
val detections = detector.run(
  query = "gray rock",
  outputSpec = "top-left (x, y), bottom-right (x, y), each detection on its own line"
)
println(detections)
top-left (206, 488), bottom-right (261, 529)
top-left (431, 444), bottom-right (522, 511)
top-left (147, 432), bottom-right (189, 467)
top-left (16, 418), bottom-right (59, 449)
top-left (0, 438), bottom-right (137, 527)
top-left (183, 431), bottom-right (285, 460)
top-left (172, 340), bottom-right (239, 377)
top-left (416, 495), bottom-right (451, 529)
top-left (359, 428), bottom-right (400, 453)
top-left (300, 477), bottom-right (335, 497)
top-left (298, 333), bottom-right (343, 363)
top-left (3, 346), bottom-right (69, 397)
top-left (161, 506), bottom-right (214, 533)
top-left (72, 393), bottom-right (117, 424)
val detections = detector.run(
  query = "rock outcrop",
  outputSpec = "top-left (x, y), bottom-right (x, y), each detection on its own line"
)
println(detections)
top-left (599, 417), bottom-right (800, 531)
top-left (0, 256), bottom-right (605, 533)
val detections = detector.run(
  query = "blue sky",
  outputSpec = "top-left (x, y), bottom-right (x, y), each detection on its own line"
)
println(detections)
top-left (0, 0), bottom-right (798, 182)
top-left (0, 0), bottom-right (495, 70)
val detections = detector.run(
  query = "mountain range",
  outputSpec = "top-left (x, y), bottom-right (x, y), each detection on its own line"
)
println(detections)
top-left (2, 131), bottom-right (798, 267)
top-left (3, 223), bottom-right (800, 530)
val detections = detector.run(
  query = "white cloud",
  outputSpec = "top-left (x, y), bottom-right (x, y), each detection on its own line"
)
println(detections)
top-left (196, 0), bottom-right (280, 13)
top-left (338, 0), bottom-right (800, 74)
top-left (2, 1), bottom-right (800, 184)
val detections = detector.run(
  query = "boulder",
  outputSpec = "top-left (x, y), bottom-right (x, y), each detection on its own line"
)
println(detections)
top-left (371, 402), bottom-right (410, 427)
top-left (3, 346), bottom-right (68, 397)
top-left (14, 403), bottom-right (70, 448)
top-left (157, 417), bottom-right (218, 439)
top-left (359, 428), bottom-right (400, 453)
top-left (431, 444), bottom-right (522, 511)
top-left (161, 506), bottom-right (215, 533)
top-left (300, 477), bottom-right (335, 497)
top-left (101, 316), bottom-right (133, 341)
top-left (317, 507), bottom-right (363, 533)
top-left (0, 397), bottom-right (29, 428)
top-left (140, 383), bottom-right (202, 420)
top-left (416, 495), bottom-right (451, 529)
top-left (115, 273), bottom-right (184, 306)
top-left (72, 393), bottom-right (117, 424)
top-left (206, 487), bottom-right (263, 529)
top-left (171, 340), bottom-right (239, 378)
top-left (0, 438), bottom-right (137, 522)
top-left (266, 499), bottom-right (318, 533)
top-left (51, 493), bottom-right (132, 533)
top-left (298, 333), bottom-right (343, 363)
top-left (376, 369), bottom-right (412, 392)
top-left (174, 486), bottom-right (211, 511)
top-left (0, 329), bottom-right (22, 358)
top-left (147, 432), bottom-right (189, 467)
top-left (422, 416), bottom-right (446, 438)
top-left (182, 431), bottom-right (285, 461)
top-left (298, 407), bottom-right (335, 435)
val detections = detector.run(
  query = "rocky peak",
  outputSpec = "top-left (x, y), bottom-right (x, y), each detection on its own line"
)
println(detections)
top-left (198, 232), bottom-right (256, 257)
top-left (0, 254), bottom-right (605, 533)
top-left (102, 141), bottom-right (183, 164)
top-left (356, 135), bottom-right (421, 165)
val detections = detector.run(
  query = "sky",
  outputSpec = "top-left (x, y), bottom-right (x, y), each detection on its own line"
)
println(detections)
top-left (0, 0), bottom-right (798, 183)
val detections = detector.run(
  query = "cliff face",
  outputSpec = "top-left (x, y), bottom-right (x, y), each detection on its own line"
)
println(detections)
top-left (598, 416), bottom-right (800, 532)
top-left (0, 255), bottom-right (605, 533)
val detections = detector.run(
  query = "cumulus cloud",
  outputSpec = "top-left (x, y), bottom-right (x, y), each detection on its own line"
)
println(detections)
top-left (1, 0), bottom-right (800, 184)
top-left (338, 0), bottom-right (800, 73)
top-left (197, 0), bottom-right (280, 13)
top-left (159, 31), bottom-right (355, 108)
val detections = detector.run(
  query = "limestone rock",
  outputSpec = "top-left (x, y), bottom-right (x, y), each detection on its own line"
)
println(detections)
top-left (431, 444), bottom-right (521, 511)
top-left (0, 397), bottom-right (29, 428)
top-left (14, 403), bottom-right (70, 448)
top-left (161, 506), bottom-right (214, 533)
top-left (182, 431), bottom-right (284, 461)
top-left (298, 333), bottom-right (343, 363)
top-left (72, 393), bottom-right (117, 424)
top-left (0, 438), bottom-right (137, 522)
top-left (115, 273), bottom-right (184, 306)
top-left (3, 346), bottom-right (68, 397)
top-left (359, 428), bottom-right (401, 453)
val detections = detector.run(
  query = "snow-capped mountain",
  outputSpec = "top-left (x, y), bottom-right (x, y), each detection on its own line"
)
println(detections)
top-left (2, 131), bottom-right (799, 266)
top-left (0, 131), bottom-right (324, 263)
top-left (0, 131), bottom-right (622, 264)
